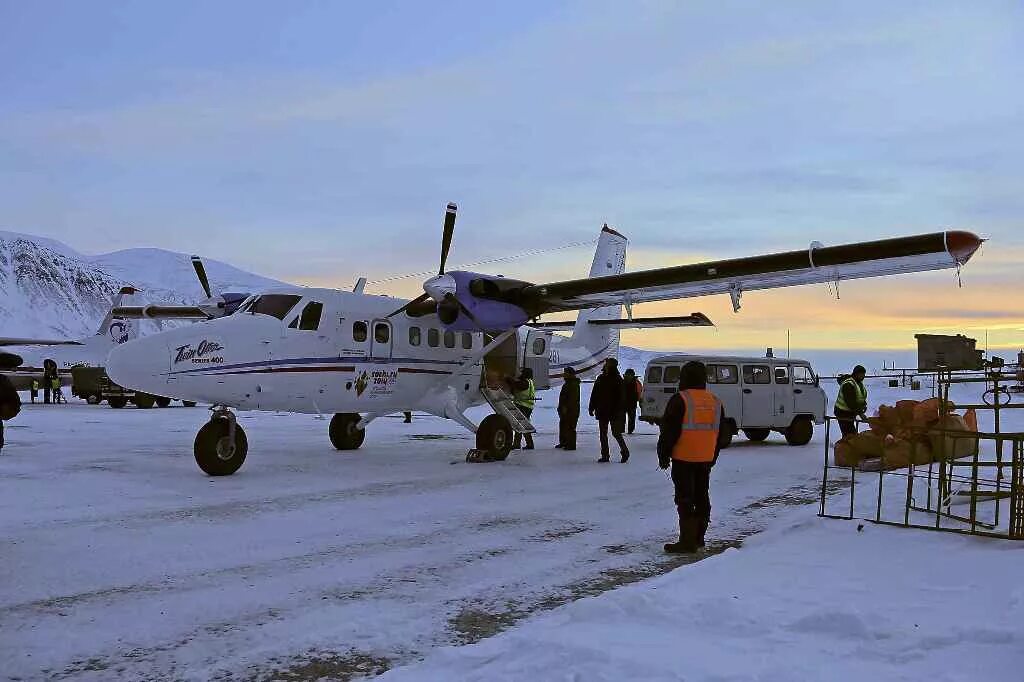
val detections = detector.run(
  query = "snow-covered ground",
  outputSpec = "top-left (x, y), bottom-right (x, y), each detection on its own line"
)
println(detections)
top-left (1, 378), bottom-right (1021, 680)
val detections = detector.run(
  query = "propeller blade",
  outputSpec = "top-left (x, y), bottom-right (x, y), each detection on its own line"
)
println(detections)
top-left (441, 293), bottom-right (485, 332)
top-left (386, 292), bottom-right (431, 319)
top-left (191, 255), bottom-right (213, 299)
top-left (439, 202), bottom-right (457, 275)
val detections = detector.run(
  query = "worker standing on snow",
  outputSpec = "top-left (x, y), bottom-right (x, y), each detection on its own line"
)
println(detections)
top-left (555, 366), bottom-right (581, 450)
top-left (622, 368), bottom-right (643, 435)
top-left (834, 364), bottom-right (868, 438)
top-left (0, 367), bottom-right (22, 453)
top-left (51, 377), bottom-right (64, 404)
top-left (589, 358), bottom-right (629, 463)
top-left (507, 367), bottom-right (536, 450)
top-left (30, 379), bottom-right (39, 404)
top-left (658, 360), bottom-right (724, 554)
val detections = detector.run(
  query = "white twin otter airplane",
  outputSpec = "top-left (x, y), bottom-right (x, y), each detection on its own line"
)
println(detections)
top-left (107, 204), bottom-right (982, 475)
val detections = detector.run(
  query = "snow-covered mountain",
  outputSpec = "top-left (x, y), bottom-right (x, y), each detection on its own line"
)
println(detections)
top-left (0, 231), bottom-right (283, 338)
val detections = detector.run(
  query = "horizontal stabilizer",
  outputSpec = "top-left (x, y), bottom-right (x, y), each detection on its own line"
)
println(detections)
top-left (0, 337), bottom-right (84, 346)
top-left (531, 313), bottom-right (713, 330)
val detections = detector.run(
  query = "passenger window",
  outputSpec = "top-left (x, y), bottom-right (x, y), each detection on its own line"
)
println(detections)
top-left (663, 365), bottom-right (681, 386)
top-left (374, 323), bottom-right (390, 344)
top-left (793, 366), bottom-right (816, 385)
top-left (532, 337), bottom-right (546, 355)
top-left (743, 365), bottom-right (771, 385)
top-left (716, 365), bottom-right (738, 384)
top-left (462, 332), bottom-right (473, 350)
top-left (646, 366), bottom-right (663, 384)
top-left (409, 326), bottom-right (421, 347)
top-left (775, 366), bottom-right (790, 384)
top-left (444, 330), bottom-right (456, 348)
top-left (298, 302), bottom-right (323, 331)
top-left (353, 321), bottom-right (368, 343)
top-left (428, 328), bottom-right (440, 348)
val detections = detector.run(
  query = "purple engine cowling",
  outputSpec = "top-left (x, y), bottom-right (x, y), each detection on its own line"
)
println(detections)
top-left (438, 271), bottom-right (530, 332)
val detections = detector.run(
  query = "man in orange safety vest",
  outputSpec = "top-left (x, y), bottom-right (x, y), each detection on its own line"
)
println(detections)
top-left (657, 360), bottom-right (725, 554)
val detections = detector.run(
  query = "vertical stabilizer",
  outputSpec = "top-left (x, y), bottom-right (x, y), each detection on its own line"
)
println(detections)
top-left (96, 287), bottom-right (139, 345)
top-left (569, 225), bottom-right (627, 358)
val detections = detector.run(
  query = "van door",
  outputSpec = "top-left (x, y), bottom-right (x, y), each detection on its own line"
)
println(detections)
top-left (772, 363), bottom-right (792, 427)
top-left (741, 363), bottom-right (774, 427)
top-left (792, 364), bottom-right (825, 422)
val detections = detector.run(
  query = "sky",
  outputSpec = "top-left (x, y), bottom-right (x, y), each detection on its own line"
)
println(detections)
top-left (1, 0), bottom-right (1022, 351)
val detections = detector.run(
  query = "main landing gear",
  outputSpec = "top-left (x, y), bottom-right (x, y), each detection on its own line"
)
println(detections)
top-left (194, 406), bottom-right (248, 476)
top-left (329, 413), bottom-right (366, 450)
top-left (466, 414), bottom-right (514, 463)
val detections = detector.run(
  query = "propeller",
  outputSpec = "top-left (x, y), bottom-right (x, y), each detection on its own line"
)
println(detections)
top-left (191, 255), bottom-right (213, 299)
top-left (387, 202), bottom-right (459, 319)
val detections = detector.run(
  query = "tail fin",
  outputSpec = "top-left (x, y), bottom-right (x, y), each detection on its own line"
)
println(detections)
top-left (570, 225), bottom-right (627, 356)
top-left (97, 286), bottom-right (140, 345)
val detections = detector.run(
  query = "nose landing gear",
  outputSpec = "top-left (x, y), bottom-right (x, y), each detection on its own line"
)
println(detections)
top-left (194, 406), bottom-right (248, 475)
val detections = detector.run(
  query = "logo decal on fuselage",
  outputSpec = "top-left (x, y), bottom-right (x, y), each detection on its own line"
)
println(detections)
top-left (109, 321), bottom-right (131, 345)
top-left (174, 340), bottom-right (225, 365)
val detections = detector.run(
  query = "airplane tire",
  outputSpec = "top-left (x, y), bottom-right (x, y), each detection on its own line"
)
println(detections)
top-left (329, 413), bottom-right (365, 450)
top-left (155, 397), bottom-right (172, 408)
top-left (108, 396), bottom-right (127, 409)
top-left (194, 419), bottom-right (247, 476)
top-left (86, 393), bottom-right (101, 405)
top-left (182, 401), bottom-right (197, 408)
top-left (476, 414), bottom-right (513, 461)
top-left (133, 393), bottom-right (156, 409)
top-left (785, 417), bottom-right (814, 446)
top-left (743, 428), bottom-right (771, 442)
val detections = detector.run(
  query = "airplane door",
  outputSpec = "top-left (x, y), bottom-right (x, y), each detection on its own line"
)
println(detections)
top-left (370, 320), bottom-right (393, 359)
top-left (523, 329), bottom-right (551, 389)
top-left (740, 363), bottom-right (774, 427)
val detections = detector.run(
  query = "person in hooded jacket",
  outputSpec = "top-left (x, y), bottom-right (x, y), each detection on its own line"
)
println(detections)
top-left (555, 366), bottom-right (581, 450)
top-left (589, 358), bottom-right (629, 463)
top-left (0, 356), bottom-right (22, 453)
top-left (657, 360), bottom-right (724, 553)
top-left (622, 368), bottom-right (643, 434)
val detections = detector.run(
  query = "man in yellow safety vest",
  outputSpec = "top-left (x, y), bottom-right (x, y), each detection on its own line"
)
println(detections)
top-left (834, 364), bottom-right (868, 438)
top-left (507, 367), bottom-right (536, 450)
top-left (657, 360), bottom-right (725, 554)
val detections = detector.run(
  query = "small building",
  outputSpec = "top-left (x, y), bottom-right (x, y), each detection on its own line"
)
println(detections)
top-left (915, 334), bottom-right (984, 371)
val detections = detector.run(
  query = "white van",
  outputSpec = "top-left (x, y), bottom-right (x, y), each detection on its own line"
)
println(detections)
top-left (639, 354), bottom-right (827, 447)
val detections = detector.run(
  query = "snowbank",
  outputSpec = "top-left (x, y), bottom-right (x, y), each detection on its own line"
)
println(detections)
top-left (383, 515), bottom-right (1024, 681)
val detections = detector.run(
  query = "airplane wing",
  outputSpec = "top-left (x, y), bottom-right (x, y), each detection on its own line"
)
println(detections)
top-left (0, 338), bottom-right (84, 346)
top-left (516, 231), bottom-right (982, 314)
top-left (112, 305), bottom-right (208, 320)
top-left (529, 313), bottom-right (714, 331)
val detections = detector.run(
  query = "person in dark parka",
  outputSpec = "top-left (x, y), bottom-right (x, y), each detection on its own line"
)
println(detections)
top-left (0, 357), bottom-right (22, 453)
top-left (657, 360), bottom-right (724, 553)
top-left (555, 367), bottom-right (581, 450)
top-left (589, 358), bottom-right (629, 463)
top-left (622, 368), bottom-right (643, 434)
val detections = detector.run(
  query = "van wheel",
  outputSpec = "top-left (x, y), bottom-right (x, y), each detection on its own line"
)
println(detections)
top-left (329, 413), bottom-right (365, 450)
top-left (155, 396), bottom-right (172, 408)
top-left (718, 422), bottom-right (734, 450)
top-left (785, 417), bottom-right (814, 446)
top-left (108, 397), bottom-right (127, 409)
top-left (182, 401), bottom-right (197, 407)
top-left (743, 428), bottom-right (771, 442)
top-left (476, 414), bottom-right (513, 461)
top-left (85, 393), bottom-right (101, 405)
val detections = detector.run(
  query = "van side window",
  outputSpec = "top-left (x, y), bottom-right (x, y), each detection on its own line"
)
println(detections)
top-left (409, 326), bottom-right (421, 347)
top-left (663, 365), bottom-right (681, 386)
top-left (775, 366), bottom-right (790, 384)
top-left (743, 365), bottom-right (771, 385)
top-left (428, 328), bottom-right (440, 348)
top-left (646, 366), bottom-right (663, 384)
top-left (706, 364), bottom-right (718, 384)
top-left (298, 302), bottom-right (323, 331)
top-left (462, 332), bottom-right (473, 350)
top-left (793, 366), bottom-right (816, 384)
top-left (715, 364), bottom-right (738, 384)
top-left (353, 321), bottom-right (368, 343)
top-left (443, 330), bottom-right (456, 348)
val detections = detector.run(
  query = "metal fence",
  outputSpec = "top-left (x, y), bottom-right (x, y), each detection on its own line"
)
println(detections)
top-left (819, 371), bottom-right (1024, 540)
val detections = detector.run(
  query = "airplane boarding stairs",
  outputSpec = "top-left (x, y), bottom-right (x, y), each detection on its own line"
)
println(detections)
top-left (480, 386), bottom-right (536, 434)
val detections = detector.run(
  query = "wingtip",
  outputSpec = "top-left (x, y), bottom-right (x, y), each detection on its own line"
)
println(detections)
top-left (945, 230), bottom-right (984, 263)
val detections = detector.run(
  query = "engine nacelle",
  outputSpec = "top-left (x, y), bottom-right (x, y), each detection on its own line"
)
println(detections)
top-left (435, 271), bottom-right (531, 332)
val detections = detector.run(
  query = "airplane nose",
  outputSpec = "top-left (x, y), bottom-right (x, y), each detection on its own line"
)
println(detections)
top-left (107, 336), bottom-right (168, 393)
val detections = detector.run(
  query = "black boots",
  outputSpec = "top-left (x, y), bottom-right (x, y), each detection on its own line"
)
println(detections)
top-left (620, 450), bottom-right (630, 463)
top-left (664, 516), bottom-right (706, 554)
top-left (698, 516), bottom-right (709, 548)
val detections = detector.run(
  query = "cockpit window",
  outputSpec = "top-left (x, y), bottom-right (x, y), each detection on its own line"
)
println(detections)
top-left (298, 302), bottom-right (323, 331)
top-left (247, 294), bottom-right (301, 320)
